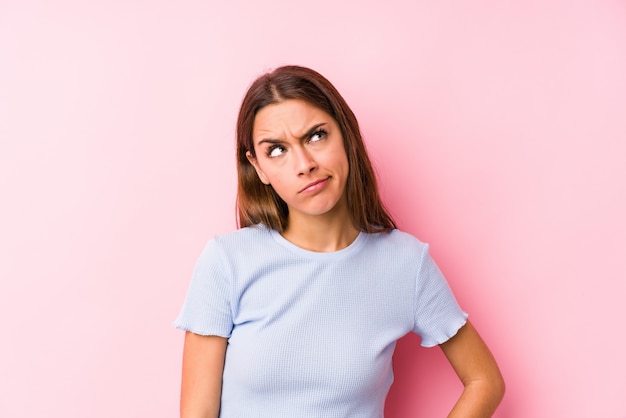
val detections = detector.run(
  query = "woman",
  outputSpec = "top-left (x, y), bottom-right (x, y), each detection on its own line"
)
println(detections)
top-left (174, 65), bottom-right (505, 417)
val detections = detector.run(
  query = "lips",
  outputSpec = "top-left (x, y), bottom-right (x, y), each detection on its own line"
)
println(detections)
top-left (299, 177), bottom-right (330, 193)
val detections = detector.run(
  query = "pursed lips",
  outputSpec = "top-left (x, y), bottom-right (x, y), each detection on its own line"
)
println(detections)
top-left (299, 177), bottom-right (330, 193)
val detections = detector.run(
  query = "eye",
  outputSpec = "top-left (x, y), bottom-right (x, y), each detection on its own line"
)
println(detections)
top-left (308, 129), bottom-right (327, 143)
top-left (267, 145), bottom-right (286, 158)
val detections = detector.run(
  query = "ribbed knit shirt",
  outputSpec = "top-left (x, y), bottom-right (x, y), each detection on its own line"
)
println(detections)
top-left (174, 225), bottom-right (468, 417)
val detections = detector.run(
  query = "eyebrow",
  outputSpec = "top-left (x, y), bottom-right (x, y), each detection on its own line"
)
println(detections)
top-left (256, 122), bottom-right (328, 146)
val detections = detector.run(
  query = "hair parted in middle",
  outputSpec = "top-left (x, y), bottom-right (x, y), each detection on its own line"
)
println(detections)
top-left (236, 65), bottom-right (396, 233)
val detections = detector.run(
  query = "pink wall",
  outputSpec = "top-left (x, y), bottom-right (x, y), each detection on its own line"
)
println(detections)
top-left (1, 1), bottom-right (625, 416)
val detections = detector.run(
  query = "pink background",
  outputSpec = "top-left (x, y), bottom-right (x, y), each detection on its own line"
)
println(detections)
top-left (1, 1), bottom-right (625, 417)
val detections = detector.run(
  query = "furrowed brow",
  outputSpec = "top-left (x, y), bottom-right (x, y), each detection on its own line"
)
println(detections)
top-left (256, 138), bottom-right (284, 146)
top-left (298, 123), bottom-right (327, 141)
top-left (255, 122), bottom-right (328, 146)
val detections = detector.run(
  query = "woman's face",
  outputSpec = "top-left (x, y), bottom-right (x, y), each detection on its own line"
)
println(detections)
top-left (247, 99), bottom-right (350, 221)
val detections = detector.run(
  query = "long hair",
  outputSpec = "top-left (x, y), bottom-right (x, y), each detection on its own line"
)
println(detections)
top-left (236, 65), bottom-right (396, 233)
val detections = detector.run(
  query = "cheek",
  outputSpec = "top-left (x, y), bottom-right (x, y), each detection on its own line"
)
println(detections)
top-left (334, 150), bottom-right (350, 176)
top-left (262, 168), bottom-right (289, 191)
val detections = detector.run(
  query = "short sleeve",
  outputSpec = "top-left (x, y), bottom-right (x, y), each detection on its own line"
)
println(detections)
top-left (413, 244), bottom-right (468, 347)
top-left (172, 239), bottom-right (234, 338)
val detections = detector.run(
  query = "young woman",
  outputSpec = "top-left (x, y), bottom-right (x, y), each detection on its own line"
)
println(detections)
top-left (174, 65), bottom-right (505, 417)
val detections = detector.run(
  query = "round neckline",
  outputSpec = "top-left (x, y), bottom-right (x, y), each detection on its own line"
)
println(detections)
top-left (269, 228), bottom-right (367, 260)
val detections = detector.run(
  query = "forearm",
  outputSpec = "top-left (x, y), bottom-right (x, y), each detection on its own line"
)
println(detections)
top-left (180, 388), bottom-right (220, 418)
top-left (447, 379), bottom-right (505, 418)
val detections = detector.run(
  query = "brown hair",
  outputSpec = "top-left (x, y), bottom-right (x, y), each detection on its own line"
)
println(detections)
top-left (236, 65), bottom-right (396, 233)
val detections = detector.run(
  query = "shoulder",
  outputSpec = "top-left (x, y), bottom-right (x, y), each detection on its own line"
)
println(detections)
top-left (358, 229), bottom-right (431, 266)
top-left (213, 224), bottom-right (272, 246)
top-left (198, 225), bottom-right (273, 262)
top-left (366, 229), bottom-right (428, 252)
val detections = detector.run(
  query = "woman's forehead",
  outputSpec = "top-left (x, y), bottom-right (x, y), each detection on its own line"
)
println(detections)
top-left (252, 100), bottom-right (335, 141)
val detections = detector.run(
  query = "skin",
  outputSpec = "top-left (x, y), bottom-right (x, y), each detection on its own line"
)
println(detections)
top-left (180, 99), bottom-right (504, 417)
top-left (441, 322), bottom-right (505, 417)
top-left (180, 333), bottom-right (226, 418)
top-left (246, 99), bottom-right (359, 252)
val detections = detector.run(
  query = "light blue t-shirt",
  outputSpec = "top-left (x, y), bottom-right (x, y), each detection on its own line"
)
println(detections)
top-left (174, 225), bottom-right (468, 418)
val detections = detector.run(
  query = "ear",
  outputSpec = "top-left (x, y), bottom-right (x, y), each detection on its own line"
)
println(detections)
top-left (246, 151), bottom-right (271, 185)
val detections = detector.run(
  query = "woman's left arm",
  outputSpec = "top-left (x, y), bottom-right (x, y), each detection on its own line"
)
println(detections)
top-left (439, 320), bottom-right (505, 418)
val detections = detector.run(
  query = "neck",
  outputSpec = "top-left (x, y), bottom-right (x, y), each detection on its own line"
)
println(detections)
top-left (282, 207), bottom-right (360, 253)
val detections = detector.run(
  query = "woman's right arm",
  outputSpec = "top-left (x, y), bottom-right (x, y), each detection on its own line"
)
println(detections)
top-left (180, 331), bottom-right (228, 418)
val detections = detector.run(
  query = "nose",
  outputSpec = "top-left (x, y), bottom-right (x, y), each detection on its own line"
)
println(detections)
top-left (293, 145), bottom-right (317, 175)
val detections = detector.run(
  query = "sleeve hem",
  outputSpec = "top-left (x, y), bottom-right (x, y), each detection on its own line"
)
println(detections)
top-left (172, 320), bottom-right (231, 339)
top-left (420, 313), bottom-right (469, 348)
